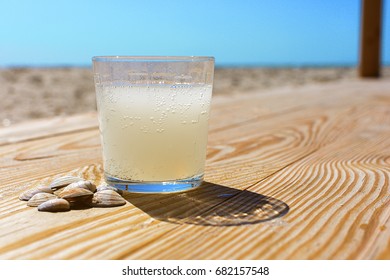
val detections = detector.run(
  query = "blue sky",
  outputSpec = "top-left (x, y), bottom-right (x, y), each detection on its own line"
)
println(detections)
top-left (0, 0), bottom-right (389, 67)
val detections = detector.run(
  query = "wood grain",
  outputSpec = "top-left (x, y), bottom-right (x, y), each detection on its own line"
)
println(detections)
top-left (0, 79), bottom-right (389, 259)
top-left (0, 112), bottom-right (97, 146)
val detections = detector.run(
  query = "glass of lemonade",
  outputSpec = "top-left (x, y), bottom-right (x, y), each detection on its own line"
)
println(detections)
top-left (92, 56), bottom-right (214, 193)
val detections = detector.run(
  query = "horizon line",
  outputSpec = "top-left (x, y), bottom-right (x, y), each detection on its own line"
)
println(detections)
top-left (2, 62), bottom-right (390, 69)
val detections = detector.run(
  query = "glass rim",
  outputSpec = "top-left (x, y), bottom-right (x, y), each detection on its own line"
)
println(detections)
top-left (92, 55), bottom-right (215, 63)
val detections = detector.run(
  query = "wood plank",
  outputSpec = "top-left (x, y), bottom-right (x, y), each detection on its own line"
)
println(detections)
top-left (359, 0), bottom-right (383, 77)
top-left (0, 112), bottom-right (98, 146)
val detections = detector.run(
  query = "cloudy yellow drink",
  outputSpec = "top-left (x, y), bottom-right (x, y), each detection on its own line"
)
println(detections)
top-left (96, 84), bottom-right (212, 185)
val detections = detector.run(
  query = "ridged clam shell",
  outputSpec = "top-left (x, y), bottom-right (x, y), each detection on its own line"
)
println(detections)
top-left (96, 185), bottom-right (123, 195)
top-left (91, 190), bottom-right (126, 207)
top-left (38, 198), bottom-right (70, 212)
top-left (27, 193), bottom-right (57, 207)
top-left (49, 176), bottom-right (84, 190)
top-left (58, 188), bottom-right (93, 204)
top-left (19, 185), bottom-right (54, 201)
top-left (63, 180), bottom-right (96, 193)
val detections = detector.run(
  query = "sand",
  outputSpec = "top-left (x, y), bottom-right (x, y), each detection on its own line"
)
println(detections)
top-left (1, 66), bottom-right (389, 127)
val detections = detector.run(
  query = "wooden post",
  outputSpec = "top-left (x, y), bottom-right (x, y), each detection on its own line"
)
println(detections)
top-left (359, 0), bottom-right (382, 77)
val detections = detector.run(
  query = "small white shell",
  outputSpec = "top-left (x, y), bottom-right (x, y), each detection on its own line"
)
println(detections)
top-left (96, 185), bottom-right (123, 195)
top-left (27, 193), bottom-right (57, 207)
top-left (91, 190), bottom-right (126, 207)
top-left (49, 176), bottom-right (84, 190)
top-left (58, 188), bottom-right (93, 204)
top-left (38, 198), bottom-right (70, 212)
top-left (19, 185), bottom-right (54, 201)
top-left (63, 180), bottom-right (96, 193)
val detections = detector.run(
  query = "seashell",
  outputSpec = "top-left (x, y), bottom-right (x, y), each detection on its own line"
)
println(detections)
top-left (38, 198), bottom-right (70, 212)
top-left (91, 190), bottom-right (126, 207)
top-left (27, 193), bottom-right (57, 207)
top-left (19, 185), bottom-right (54, 201)
top-left (49, 176), bottom-right (84, 190)
top-left (58, 188), bottom-right (93, 204)
top-left (63, 180), bottom-right (96, 193)
top-left (96, 184), bottom-right (123, 195)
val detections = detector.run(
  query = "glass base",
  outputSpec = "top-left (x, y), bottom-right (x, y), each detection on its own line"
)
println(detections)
top-left (105, 173), bottom-right (203, 193)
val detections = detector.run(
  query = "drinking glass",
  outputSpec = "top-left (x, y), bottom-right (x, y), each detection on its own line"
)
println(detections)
top-left (92, 56), bottom-right (214, 193)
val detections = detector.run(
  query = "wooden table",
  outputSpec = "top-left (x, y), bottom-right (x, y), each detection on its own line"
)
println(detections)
top-left (1, 78), bottom-right (389, 260)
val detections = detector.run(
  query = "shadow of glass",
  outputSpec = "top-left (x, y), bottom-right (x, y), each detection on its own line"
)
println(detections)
top-left (122, 181), bottom-right (289, 226)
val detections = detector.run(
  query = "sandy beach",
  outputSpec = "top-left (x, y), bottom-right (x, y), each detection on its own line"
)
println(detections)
top-left (1, 66), bottom-right (389, 127)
